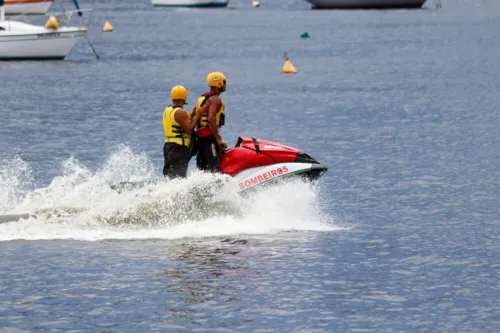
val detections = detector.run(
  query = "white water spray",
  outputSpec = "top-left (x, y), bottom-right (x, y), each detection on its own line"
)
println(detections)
top-left (0, 147), bottom-right (340, 241)
top-left (0, 156), bottom-right (34, 212)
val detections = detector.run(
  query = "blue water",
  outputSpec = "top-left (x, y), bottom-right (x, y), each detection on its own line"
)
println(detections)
top-left (1, 0), bottom-right (499, 331)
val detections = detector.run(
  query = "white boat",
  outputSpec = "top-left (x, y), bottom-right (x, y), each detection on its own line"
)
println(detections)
top-left (5, 0), bottom-right (54, 15)
top-left (304, 0), bottom-right (426, 9)
top-left (152, 0), bottom-right (229, 8)
top-left (0, 9), bottom-right (89, 60)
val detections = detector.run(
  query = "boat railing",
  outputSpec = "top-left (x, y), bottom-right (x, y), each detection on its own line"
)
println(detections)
top-left (5, 8), bottom-right (94, 28)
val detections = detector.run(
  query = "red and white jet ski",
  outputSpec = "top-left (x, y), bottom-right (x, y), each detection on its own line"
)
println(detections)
top-left (108, 136), bottom-right (327, 194)
top-left (221, 137), bottom-right (327, 192)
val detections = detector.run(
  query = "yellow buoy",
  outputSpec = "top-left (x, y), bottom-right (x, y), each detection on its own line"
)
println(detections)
top-left (102, 21), bottom-right (114, 32)
top-left (252, 1), bottom-right (260, 7)
top-left (282, 52), bottom-right (297, 74)
top-left (45, 16), bottom-right (59, 30)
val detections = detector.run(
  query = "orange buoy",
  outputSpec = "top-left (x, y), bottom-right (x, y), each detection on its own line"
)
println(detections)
top-left (102, 21), bottom-right (114, 32)
top-left (45, 16), bottom-right (59, 30)
top-left (282, 52), bottom-right (297, 74)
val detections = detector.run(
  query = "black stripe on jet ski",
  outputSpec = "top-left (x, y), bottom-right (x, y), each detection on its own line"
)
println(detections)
top-left (251, 138), bottom-right (261, 154)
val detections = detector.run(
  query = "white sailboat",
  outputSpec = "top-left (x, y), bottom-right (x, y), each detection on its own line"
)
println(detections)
top-left (0, 9), bottom-right (89, 60)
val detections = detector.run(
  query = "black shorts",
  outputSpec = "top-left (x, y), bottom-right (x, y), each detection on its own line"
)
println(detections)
top-left (196, 136), bottom-right (221, 173)
top-left (163, 142), bottom-right (190, 178)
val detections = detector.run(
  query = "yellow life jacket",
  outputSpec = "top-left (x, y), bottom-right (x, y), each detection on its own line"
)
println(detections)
top-left (195, 92), bottom-right (225, 137)
top-left (163, 105), bottom-right (191, 147)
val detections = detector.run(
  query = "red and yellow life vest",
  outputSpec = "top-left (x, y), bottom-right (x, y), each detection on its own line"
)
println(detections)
top-left (195, 92), bottom-right (225, 138)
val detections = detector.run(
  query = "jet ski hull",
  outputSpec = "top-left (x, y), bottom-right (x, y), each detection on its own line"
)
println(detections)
top-left (220, 136), bottom-right (327, 192)
top-left (233, 162), bottom-right (326, 192)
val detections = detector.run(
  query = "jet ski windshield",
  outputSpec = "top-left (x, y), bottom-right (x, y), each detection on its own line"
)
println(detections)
top-left (294, 152), bottom-right (321, 164)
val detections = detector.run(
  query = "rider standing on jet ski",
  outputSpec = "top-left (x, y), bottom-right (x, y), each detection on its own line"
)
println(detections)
top-left (193, 72), bottom-right (228, 173)
top-left (163, 85), bottom-right (206, 178)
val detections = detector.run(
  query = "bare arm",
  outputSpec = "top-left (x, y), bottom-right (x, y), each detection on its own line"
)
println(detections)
top-left (190, 104), bottom-right (207, 131)
top-left (174, 109), bottom-right (195, 135)
top-left (174, 105), bottom-right (207, 134)
top-left (190, 105), bottom-right (197, 118)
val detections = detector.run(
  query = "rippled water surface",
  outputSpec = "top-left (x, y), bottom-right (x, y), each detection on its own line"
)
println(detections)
top-left (1, 0), bottom-right (499, 332)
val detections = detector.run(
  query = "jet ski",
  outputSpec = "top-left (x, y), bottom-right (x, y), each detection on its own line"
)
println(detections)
top-left (0, 137), bottom-right (327, 224)
top-left (221, 136), bottom-right (327, 191)
top-left (110, 136), bottom-right (328, 194)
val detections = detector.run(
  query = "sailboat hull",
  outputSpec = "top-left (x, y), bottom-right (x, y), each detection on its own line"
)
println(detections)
top-left (5, 0), bottom-right (54, 15)
top-left (152, 0), bottom-right (229, 7)
top-left (0, 21), bottom-right (87, 61)
top-left (304, 0), bottom-right (426, 9)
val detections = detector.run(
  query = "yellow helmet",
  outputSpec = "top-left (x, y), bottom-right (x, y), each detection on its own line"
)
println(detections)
top-left (207, 72), bottom-right (227, 91)
top-left (171, 85), bottom-right (188, 102)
